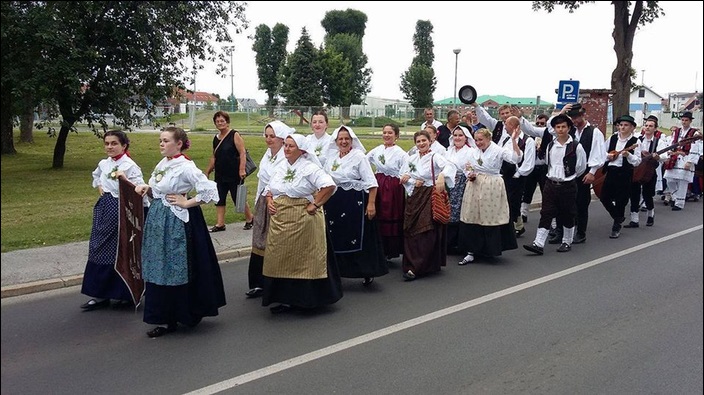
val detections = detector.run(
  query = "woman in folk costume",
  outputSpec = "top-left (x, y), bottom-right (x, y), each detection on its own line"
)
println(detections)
top-left (398, 130), bottom-right (456, 281)
top-left (244, 120), bottom-right (295, 299)
top-left (444, 125), bottom-right (475, 256)
top-left (262, 134), bottom-right (341, 314)
top-left (366, 123), bottom-right (408, 262)
top-left (305, 109), bottom-right (334, 167)
top-left (136, 127), bottom-right (225, 338)
top-left (81, 130), bottom-right (148, 311)
top-left (324, 125), bottom-right (388, 286)
top-left (457, 128), bottom-right (522, 265)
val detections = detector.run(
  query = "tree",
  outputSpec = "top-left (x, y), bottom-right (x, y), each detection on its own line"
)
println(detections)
top-left (319, 47), bottom-right (354, 108)
top-left (321, 9), bottom-right (372, 118)
top-left (532, 1), bottom-right (664, 118)
top-left (0, 1), bottom-right (248, 167)
top-left (400, 20), bottom-right (437, 116)
top-left (252, 23), bottom-right (289, 117)
top-left (280, 28), bottom-right (322, 115)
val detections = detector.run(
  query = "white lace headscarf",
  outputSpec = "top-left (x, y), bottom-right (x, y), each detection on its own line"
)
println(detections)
top-left (328, 125), bottom-right (366, 153)
top-left (265, 120), bottom-right (295, 140)
top-left (288, 133), bottom-right (323, 168)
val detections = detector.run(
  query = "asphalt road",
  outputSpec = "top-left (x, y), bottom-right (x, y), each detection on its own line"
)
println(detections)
top-left (2, 202), bottom-right (702, 395)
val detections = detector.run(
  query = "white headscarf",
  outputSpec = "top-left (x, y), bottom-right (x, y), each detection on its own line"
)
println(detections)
top-left (329, 125), bottom-right (366, 153)
top-left (452, 125), bottom-right (476, 147)
top-left (265, 120), bottom-right (295, 140)
top-left (288, 133), bottom-right (323, 168)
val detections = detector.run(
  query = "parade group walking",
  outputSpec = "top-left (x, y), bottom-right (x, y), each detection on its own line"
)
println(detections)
top-left (79, 107), bottom-right (703, 337)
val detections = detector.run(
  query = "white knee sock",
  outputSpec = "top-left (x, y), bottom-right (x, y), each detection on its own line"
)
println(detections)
top-left (630, 211), bottom-right (639, 223)
top-left (535, 228), bottom-right (549, 247)
top-left (562, 227), bottom-right (574, 245)
top-left (648, 209), bottom-right (654, 218)
top-left (521, 202), bottom-right (530, 217)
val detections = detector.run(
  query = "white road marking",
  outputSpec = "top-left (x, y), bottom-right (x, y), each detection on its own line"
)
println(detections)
top-left (185, 225), bottom-right (702, 394)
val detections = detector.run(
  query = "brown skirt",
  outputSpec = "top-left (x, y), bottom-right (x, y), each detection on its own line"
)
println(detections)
top-left (402, 186), bottom-right (447, 277)
top-left (263, 196), bottom-right (328, 279)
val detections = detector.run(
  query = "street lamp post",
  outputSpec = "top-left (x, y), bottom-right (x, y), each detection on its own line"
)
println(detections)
top-left (453, 48), bottom-right (461, 109)
top-left (224, 46), bottom-right (235, 112)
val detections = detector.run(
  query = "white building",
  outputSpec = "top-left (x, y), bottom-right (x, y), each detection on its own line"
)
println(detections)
top-left (349, 96), bottom-right (412, 118)
top-left (629, 86), bottom-right (665, 113)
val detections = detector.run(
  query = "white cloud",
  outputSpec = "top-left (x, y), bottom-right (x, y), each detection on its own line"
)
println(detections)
top-left (193, 1), bottom-right (703, 105)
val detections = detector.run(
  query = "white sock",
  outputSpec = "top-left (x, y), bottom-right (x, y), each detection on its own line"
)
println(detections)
top-left (562, 227), bottom-right (575, 245)
top-left (535, 228), bottom-right (549, 248)
top-left (521, 203), bottom-right (530, 217)
top-left (647, 209), bottom-right (654, 218)
top-left (630, 211), bottom-right (639, 223)
top-left (462, 253), bottom-right (474, 262)
top-left (550, 218), bottom-right (557, 229)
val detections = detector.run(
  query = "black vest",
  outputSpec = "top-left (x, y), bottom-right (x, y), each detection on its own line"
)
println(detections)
top-left (492, 121), bottom-right (503, 144)
top-left (572, 125), bottom-right (595, 159)
top-left (546, 140), bottom-right (578, 177)
top-left (639, 134), bottom-right (659, 153)
top-left (500, 135), bottom-right (526, 177)
top-left (605, 135), bottom-right (639, 171)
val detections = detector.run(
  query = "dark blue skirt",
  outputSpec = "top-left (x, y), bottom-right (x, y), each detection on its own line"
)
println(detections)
top-left (81, 194), bottom-right (132, 301)
top-left (143, 206), bottom-right (226, 327)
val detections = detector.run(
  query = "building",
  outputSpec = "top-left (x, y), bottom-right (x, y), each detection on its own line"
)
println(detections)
top-left (237, 98), bottom-right (260, 111)
top-left (349, 96), bottom-right (412, 118)
top-left (168, 89), bottom-right (221, 113)
top-left (667, 91), bottom-right (701, 112)
top-left (629, 86), bottom-right (664, 112)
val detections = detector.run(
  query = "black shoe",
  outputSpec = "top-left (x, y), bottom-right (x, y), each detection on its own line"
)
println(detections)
top-left (270, 304), bottom-right (292, 314)
top-left (523, 243), bottom-right (544, 255)
top-left (403, 270), bottom-right (416, 281)
top-left (609, 229), bottom-right (621, 238)
top-left (147, 324), bottom-right (177, 338)
top-left (623, 221), bottom-right (639, 228)
top-left (515, 228), bottom-right (526, 238)
top-left (80, 298), bottom-right (110, 311)
top-left (572, 233), bottom-right (586, 244)
top-left (362, 277), bottom-right (374, 286)
top-left (243, 221), bottom-right (254, 230)
top-left (522, 215), bottom-right (528, 223)
top-left (209, 225), bottom-right (226, 232)
top-left (556, 243), bottom-right (571, 252)
top-left (547, 234), bottom-right (562, 244)
top-left (245, 287), bottom-right (264, 298)
top-left (672, 206), bottom-right (682, 211)
top-left (646, 217), bottom-right (654, 226)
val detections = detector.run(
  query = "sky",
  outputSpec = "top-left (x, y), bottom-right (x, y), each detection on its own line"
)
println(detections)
top-left (194, 1), bottom-right (704, 105)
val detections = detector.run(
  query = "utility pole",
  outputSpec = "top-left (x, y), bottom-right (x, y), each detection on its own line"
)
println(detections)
top-left (453, 48), bottom-right (461, 109)
top-left (224, 45), bottom-right (235, 112)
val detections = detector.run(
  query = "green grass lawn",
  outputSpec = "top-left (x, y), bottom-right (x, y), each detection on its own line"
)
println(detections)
top-left (1, 129), bottom-right (416, 252)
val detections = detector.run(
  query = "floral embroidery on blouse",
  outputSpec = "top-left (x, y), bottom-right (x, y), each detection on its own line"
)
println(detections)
top-left (153, 167), bottom-right (169, 183)
top-left (315, 144), bottom-right (323, 156)
top-left (408, 161), bottom-right (417, 173)
top-left (268, 154), bottom-right (278, 163)
top-left (108, 166), bottom-right (119, 180)
top-left (283, 168), bottom-right (296, 182)
top-left (331, 160), bottom-right (341, 171)
top-left (378, 154), bottom-right (386, 165)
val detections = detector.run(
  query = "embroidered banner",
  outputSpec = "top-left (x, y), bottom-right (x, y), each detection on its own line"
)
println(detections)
top-left (117, 178), bottom-right (145, 307)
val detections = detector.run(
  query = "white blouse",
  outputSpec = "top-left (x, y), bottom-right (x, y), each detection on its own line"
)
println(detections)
top-left (266, 156), bottom-right (336, 203)
top-left (255, 147), bottom-right (287, 203)
top-left (408, 141), bottom-right (446, 157)
top-left (466, 142), bottom-right (522, 176)
top-left (148, 156), bottom-right (218, 223)
top-left (92, 155), bottom-right (147, 205)
top-left (367, 144), bottom-right (408, 178)
top-left (324, 149), bottom-right (378, 192)
top-left (305, 133), bottom-right (333, 166)
top-left (445, 145), bottom-right (474, 176)
top-left (399, 152), bottom-right (456, 196)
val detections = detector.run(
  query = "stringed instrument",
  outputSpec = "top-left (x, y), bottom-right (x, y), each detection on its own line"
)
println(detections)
top-left (633, 135), bottom-right (703, 184)
top-left (591, 142), bottom-right (640, 198)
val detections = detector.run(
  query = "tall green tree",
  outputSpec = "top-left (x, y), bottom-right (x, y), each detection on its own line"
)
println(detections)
top-left (321, 9), bottom-right (372, 118)
top-left (319, 47), bottom-right (354, 108)
top-left (0, 1), bottom-right (248, 167)
top-left (532, 1), bottom-right (664, 118)
top-left (400, 20), bottom-right (437, 116)
top-left (252, 23), bottom-right (289, 117)
top-left (280, 28), bottom-right (322, 114)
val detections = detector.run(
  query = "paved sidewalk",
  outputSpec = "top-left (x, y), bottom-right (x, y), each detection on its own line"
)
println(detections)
top-left (1, 192), bottom-right (545, 298)
top-left (1, 221), bottom-right (254, 298)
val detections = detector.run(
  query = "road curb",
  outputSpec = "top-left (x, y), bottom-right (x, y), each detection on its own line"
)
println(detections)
top-left (1, 248), bottom-right (253, 299)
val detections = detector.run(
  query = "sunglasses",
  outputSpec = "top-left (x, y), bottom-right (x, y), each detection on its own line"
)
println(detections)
top-left (536, 122), bottom-right (546, 126)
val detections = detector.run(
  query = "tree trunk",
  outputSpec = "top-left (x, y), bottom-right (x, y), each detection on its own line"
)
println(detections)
top-left (20, 104), bottom-right (34, 143)
top-left (610, 1), bottom-right (642, 120)
top-left (0, 93), bottom-right (17, 155)
top-left (52, 119), bottom-right (75, 168)
top-left (341, 106), bottom-right (350, 120)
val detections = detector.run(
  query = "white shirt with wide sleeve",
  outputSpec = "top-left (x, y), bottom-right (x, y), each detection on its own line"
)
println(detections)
top-left (399, 152), bottom-right (456, 196)
top-left (367, 144), bottom-right (408, 178)
top-left (465, 142), bottom-right (521, 176)
top-left (92, 155), bottom-right (146, 203)
top-left (265, 156), bottom-right (336, 203)
top-left (255, 147), bottom-right (288, 204)
top-left (148, 156), bottom-right (218, 223)
top-left (324, 149), bottom-right (378, 192)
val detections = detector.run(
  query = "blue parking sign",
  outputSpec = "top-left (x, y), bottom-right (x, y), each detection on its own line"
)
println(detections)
top-left (557, 80), bottom-right (580, 103)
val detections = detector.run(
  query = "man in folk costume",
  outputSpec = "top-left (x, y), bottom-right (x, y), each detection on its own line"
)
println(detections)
top-left (663, 111), bottom-right (702, 211)
top-left (623, 115), bottom-right (668, 228)
top-left (502, 116), bottom-right (536, 238)
top-left (600, 115), bottom-right (642, 239)
top-left (524, 114), bottom-right (586, 255)
top-left (518, 103), bottom-right (606, 244)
